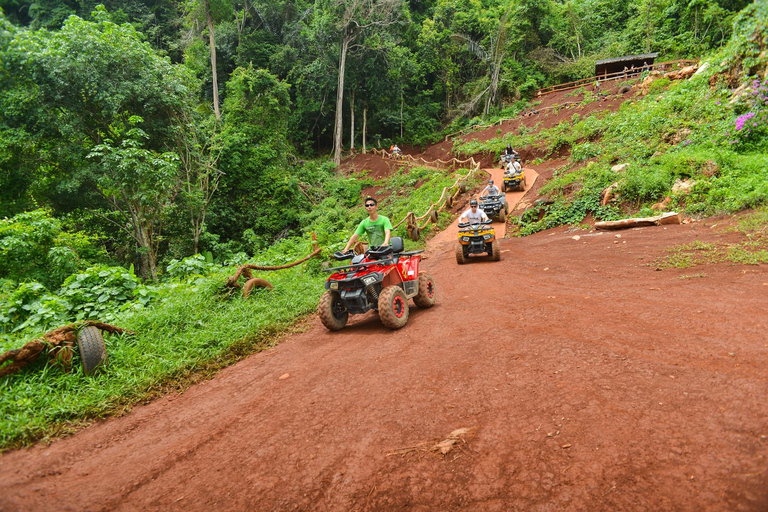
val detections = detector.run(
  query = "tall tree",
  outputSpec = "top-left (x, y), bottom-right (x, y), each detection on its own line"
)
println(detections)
top-left (318, 0), bottom-right (403, 164)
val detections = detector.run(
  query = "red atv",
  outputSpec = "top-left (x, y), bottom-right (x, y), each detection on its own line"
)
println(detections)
top-left (318, 237), bottom-right (436, 330)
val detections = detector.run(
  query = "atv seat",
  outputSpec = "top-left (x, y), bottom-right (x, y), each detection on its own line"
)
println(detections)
top-left (390, 236), bottom-right (404, 253)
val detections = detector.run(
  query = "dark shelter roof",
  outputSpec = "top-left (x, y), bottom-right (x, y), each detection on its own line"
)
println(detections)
top-left (595, 53), bottom-right (659, 76)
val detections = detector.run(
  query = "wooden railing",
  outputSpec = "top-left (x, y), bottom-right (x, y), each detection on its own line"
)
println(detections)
top-left (367, 148), bottom-right (485, 238)
top-left (535, 59), bottom-right (699, 97)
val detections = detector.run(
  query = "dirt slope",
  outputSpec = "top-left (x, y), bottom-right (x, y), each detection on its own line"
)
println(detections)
top-left (1, 214), bottom-right (766, 511)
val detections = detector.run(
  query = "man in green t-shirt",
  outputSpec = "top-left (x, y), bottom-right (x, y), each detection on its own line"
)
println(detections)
top-left (343, 197), bottom-right (392, 252)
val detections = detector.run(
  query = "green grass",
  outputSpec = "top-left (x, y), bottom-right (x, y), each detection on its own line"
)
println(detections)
top-left (0, 264), bottom-right (324, 449)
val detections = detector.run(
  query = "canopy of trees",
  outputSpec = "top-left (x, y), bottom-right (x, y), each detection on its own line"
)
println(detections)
top-left (0, 0), bottom-right (756, 277)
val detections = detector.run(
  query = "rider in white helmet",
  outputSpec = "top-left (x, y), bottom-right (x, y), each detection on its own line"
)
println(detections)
top-left (459, 199), bottom-right (489, 224)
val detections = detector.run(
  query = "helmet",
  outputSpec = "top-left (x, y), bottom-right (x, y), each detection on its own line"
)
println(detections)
top-left (488, 180), bottom-right (494, 184)
top-left (469, 199), bottom-right (478, 207)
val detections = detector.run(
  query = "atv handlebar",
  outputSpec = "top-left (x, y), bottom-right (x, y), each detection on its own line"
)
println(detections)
top-left (458, 220), bottom-right (492, 228)
top-left (333, 250), bottom-right (355, 260)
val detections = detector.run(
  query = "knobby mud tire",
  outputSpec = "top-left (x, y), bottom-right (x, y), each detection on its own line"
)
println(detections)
top-left (491, 240), bottom-right (502, 261)
top-left (242, 278), bottom-right (273, 297)
top-left (318, 290), bottom-right (348, 331)
top-left (413, 274), bottom-right (436, 308)
top-left (77, 326), bottom-right (108, 375)
top-left (378, 286), bottom-right (409, 329)
top-left (455, 243), bottom-right (467, 264)
top-left (498, 207), bottom-right (506, 223)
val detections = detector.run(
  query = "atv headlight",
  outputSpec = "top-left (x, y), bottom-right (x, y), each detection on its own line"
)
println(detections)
top-left (483, 234), bottom-right (493, 240)
top-left (460, 236), bottom-right (470, 242)
top-left (330, 281), bottom-right (339, 290)
top-left (361, 275), bottom-right (377, 286)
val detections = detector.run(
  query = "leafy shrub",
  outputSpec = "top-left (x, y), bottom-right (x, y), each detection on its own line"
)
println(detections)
top-left (58, 266), bottom-right (142, 321)
top-left (165, 255), bottom-right (217, 281)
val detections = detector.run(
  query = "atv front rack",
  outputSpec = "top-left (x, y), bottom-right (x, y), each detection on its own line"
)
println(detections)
top-left (324, 250), bottom-right (423, 274)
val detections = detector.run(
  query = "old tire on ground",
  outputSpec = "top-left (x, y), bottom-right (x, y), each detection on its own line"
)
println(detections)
top-left (459, 182), bottom-right (467, 193)
top-left (430, 210), bottom-right (439, 224)
top-left (242, 278), bottom-right (273, 297)
top-left (408, 226), bottom-right (420, 241)
top-left (498, 207), bottom-right (506, 223)
top-left (491, 240), bottom-right (502, 261)
top-left (378, 286), bottom-right (409, 329)
top-left (446, 196), bottom-right (454, 208)
top-left (318, 290), bottom-right (348, 331)
top-left (413, 274), bottom-right (436, 308)
top-left (455, 243), bottom-right (467, 264)
top-left (77, 326), bottom-right (108, 375)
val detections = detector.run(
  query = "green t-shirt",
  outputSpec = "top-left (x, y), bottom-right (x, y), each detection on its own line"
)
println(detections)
top-left (355, 215), bottom-right (392, 247)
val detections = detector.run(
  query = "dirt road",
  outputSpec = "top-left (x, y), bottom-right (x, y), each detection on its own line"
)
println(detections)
top-left (1, 214), bottom-right (766, 511)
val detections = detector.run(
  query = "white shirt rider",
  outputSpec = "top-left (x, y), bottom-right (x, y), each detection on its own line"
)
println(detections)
top-left (460, 203), bottom-right (489, 224)
top-left (483, 183), bottom-right (501, 196)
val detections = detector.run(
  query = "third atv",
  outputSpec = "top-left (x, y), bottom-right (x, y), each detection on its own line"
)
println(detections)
top-left (455, 220), bottom-right (501, 264)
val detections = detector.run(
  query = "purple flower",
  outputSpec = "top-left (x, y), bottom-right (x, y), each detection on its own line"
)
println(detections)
top-left (735, 112), bottom-right (756, 131)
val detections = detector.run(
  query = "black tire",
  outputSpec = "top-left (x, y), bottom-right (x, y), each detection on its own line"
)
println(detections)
top-left (491, 240), bottom-right (502, 261)
top-left (378, 286), bottom-right (409, 329)
top-left (77, 326), bottom-right (107, 375)
top-left (430, 210), bottom-right (439, 224)
top-left (408, 226), bottom-right (420, 241)
top-left (446, 196), bottom-right (454, 208)
top-left (459, 182), bottom-right (467, 193)
top-left (498, 207), bottom-right (506, 223)
top-left (413, 274), bottom-right (436, 308)
top-left (455, 243), bottom-right (467, 264)
top-left (318, 290), bottom-right (348, 331)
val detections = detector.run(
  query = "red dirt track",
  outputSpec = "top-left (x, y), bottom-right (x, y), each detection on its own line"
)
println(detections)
top-left (1, 216), bottom-right (767, 511)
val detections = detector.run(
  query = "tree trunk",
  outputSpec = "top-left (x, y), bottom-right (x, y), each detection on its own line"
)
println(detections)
top-left (206, 2), bottom-right (221, 120)
top-left (350, 88), bottom-right (355, 151)
top-left (333, 36), bottom-right (350, 165)
top-left (400, 91), bottom-right (404, 139)
top-left (362, 106), bottom-right (367, 154)
top-left (130, 208), bottom-right (158, 280)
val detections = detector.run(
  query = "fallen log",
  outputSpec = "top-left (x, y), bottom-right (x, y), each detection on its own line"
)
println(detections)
top-left (595, 212), bottom-right (682, 230)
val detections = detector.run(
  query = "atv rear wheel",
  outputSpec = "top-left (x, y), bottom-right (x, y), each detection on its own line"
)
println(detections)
top-left (413, 274), bottom-right (436, 308)
top-left (318, 290), bottom-right (348, 331)
top-left (378, 286), bottom-right (409, 329)
top-left (77, 326), bottom-right (108, 375)
top-left (491, 240), bottom-right (502, 261)
top-left (455, 243), bottom-right (467, 264)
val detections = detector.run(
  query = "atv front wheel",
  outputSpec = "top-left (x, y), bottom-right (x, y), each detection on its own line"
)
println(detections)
top-left (77, 326), bottom-right (108, 375)
top-left (318, 290), bottom-right (349, 331)
top-left (455, 243), bottom-right (467, 264)
top-left (498, 207), bottom-right (506, 223)
top-left (378, 286), bottom-right (409, 329)
top-left (491, 240), bottom-right (502, 261)
top-left (413, 274), bottom-right (436, 308)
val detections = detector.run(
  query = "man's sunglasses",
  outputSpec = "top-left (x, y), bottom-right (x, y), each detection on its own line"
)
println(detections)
top-left (365, 203), bottom-right (376, 207)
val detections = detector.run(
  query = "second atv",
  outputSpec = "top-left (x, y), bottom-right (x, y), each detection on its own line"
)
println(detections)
top-left (455, 220), bottom-right (501, 263)
top-left (318, 237), bottom-right (436, 331)
top-left (479, 194), bottom-right (508, 223)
